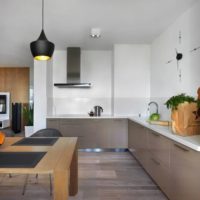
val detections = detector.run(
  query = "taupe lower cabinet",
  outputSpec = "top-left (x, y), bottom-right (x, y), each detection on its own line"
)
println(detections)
top-left (128, 120), bottom-right (200, 200)
top-left (128, 122), bottom-right (149, 168)
top-left (148, 130), bottom-right (171, 197)
top-left (128, 120), bottom-right (171, 197)
top-left (47, 118), bottom-right (128, 149)
top-left (171, 142), bottom-right (200, 200)
top-left (48, 118), bottom-right (200, 198)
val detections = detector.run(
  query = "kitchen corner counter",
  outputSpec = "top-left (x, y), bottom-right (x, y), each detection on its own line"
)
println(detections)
top-left (46, 116), bottom-right (128, 149)
top-left (47, 114), bottom-right (128, 119)
top-left (46, 115), bottom-right (200, 151)
top-left (129, 116), bottom-right (200, 152)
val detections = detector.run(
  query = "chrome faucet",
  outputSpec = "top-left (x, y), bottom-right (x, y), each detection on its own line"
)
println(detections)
top-left (148, 101), bottom-right (159, 114)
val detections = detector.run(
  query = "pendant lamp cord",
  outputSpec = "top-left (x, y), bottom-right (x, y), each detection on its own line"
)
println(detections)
top-left (42, 0), bottom-right (44, 30)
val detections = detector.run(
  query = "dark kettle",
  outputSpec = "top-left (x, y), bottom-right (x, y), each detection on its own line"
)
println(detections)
top-left (94, 106), bottom-right (103, 116)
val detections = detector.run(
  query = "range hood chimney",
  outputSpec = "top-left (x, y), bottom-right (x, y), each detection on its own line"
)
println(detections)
top-left (54, 47), bottom-right (91, 88)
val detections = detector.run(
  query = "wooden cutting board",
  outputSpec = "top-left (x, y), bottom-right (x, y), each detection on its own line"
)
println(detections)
top-left (148, 120), bottom-right (171, 126)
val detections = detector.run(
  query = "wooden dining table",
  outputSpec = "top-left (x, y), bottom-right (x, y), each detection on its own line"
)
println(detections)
top-left (0, 137), bottom-right (78, 200)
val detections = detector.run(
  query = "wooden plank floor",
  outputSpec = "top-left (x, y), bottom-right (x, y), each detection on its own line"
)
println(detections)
top-left (0, 152), bottom-right (167, 200)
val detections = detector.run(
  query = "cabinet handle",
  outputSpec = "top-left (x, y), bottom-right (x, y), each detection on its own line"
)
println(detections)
top-left (150, 131), bottom-right (160, 137)
top-left (174, 144), bottom-right (189, 152)
top-left (129, 148), bottom-right (135, 153)
top-left (151, 158), bottom-right (160, 166)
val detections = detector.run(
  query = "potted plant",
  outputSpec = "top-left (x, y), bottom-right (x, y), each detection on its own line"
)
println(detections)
top-left (23, 104), bottom-right (34, 137)
top-left (165, 93), bottom-right (200, 136)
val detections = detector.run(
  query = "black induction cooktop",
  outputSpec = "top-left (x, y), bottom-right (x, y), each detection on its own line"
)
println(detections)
top-left (0, 152), bottom-right (46, 168)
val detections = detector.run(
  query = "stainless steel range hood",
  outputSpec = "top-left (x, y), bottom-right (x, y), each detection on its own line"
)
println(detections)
top-left (54, 47), bottom-right (91, 88)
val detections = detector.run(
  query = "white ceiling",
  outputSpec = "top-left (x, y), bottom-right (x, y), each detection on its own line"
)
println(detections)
top-left (0, 0), bottom-right (198, 67)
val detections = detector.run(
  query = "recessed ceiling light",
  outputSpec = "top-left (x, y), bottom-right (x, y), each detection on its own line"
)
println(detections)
top-left (90, 28), bottom-right (101, 38)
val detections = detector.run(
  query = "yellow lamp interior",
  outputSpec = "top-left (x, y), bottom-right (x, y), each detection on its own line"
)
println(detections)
top-left (34, 55), bottom-right (51, 61)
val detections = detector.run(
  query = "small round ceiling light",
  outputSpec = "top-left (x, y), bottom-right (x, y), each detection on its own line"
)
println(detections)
top-left (90, 28), bottom-right (101, 38)
top-left (30, 0), bottom-right (55, 61)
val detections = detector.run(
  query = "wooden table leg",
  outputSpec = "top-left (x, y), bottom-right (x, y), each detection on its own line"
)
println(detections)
top-left (69, 145), bottom-right (78, 196)
top-left (54, 170), bottom-right (69, 200)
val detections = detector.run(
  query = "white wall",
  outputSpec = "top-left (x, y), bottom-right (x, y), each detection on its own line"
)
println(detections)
top-left (114, 44), bottom-right (151, 116)
top-left (46, 60), bottom-right (53, 116)
top-left (52, 50), bottom-right (112, 115)
top-left (33, 1), bottom-right (200, 127)
top-left (151, 1), bottom-right (200, 120)
top-left (34, 60), bottom-right (49, 132)
top-left (51, 46), bottom-right (151, 117)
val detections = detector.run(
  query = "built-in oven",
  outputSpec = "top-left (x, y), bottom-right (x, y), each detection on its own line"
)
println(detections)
top-left (0, 95), bottom-right (7, 114)
top-left (0, 92), bottom-right (10, 129)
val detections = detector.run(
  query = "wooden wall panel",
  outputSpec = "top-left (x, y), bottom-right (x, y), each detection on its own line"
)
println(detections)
top-left (0, 69), bottom-right (5, 91)
top-left (0, 67), bottom-right (29, 104)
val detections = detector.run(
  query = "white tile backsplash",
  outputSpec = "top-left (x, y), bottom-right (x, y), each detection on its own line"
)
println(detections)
top-left (52, 97), bottom-right (111, 115)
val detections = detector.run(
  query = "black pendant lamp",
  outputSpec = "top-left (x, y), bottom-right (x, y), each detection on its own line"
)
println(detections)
top-left (30, 0), bottom-right (54, 61)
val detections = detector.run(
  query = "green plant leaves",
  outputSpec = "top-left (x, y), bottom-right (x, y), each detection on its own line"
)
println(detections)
top-left (165, 93), bottom-right (200, 110)
top-left (23, 105), bottom-right (34, 126)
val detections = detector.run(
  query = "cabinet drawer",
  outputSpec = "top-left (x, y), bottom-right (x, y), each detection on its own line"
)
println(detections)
top-left (148, 130), bottom-right (170, 168)
top-left (48, 118), bottom-right (127, 149)
top-left (109, 119), bottom-right (128, 148)
top-left (148, 155), bottom-right (170, 197)
top-left (170, 142), bottom-right (200, 200)
top-left (59, 124), bottom-right (85, 137)
top-left (128, 120), bottom-right (148, 168)
top-left (47, 119), bottom-right (59, 130)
